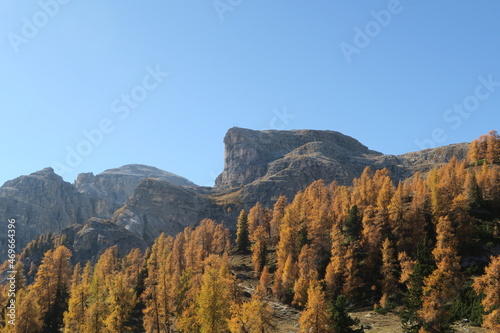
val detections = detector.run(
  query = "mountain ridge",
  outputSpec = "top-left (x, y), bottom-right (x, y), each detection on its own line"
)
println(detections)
top-left (0, 128), bottom-right (470, 260)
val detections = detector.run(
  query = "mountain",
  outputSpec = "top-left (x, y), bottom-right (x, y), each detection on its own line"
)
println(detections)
top-left (0, 167), bottom-right (93, 251)
top-left (0, 164), bottom-right (195, 257)
top-left (0, 128), bottom-right (469, 260)
top-left (215, 127), bottom-right (469, 204)
top-left (112, 179), bottom-right (222, 243)
top-left (74, 164), bottom-right (195, 217)
top-left (60, 217), bottom-right (147, 263)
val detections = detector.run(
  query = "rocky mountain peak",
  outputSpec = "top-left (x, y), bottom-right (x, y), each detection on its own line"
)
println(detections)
top-left (215, 127), bottom-right (381, 190)
top-left (96, 164), bottom-right (195, 186)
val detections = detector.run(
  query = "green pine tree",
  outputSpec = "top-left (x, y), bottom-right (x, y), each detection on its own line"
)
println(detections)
top-left (345, 205), bottom-right (362, 241)
top-left (399, 239), bottom-right (435, 333)
top-left (236, 210), bottom-right (250, 253)
top-left (328, 295), bottom-right (364, 333)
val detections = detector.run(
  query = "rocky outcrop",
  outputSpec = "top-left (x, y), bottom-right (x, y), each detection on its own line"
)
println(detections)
top-left (0, 168), bottom-right (93, 252)
top-left (397, 143), bottom-right (469, 173)
top-left (215, 127), bottom-right (469, 204)
top-left (112, 178), bottom-right (223, 243)
top-left (215, 127), bottom-right (382, 190)
top-left (75, 164), bottom-right (196, 217)
top-left (0, 165), bottom-right (197, 255)
top-left (60, 217), bottom-right (147, 263)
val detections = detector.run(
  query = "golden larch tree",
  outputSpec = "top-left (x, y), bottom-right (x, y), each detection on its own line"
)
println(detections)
top-left (473, 255), bottom-right (500, 331)
top-left (293, 245), bottom-right (319, 307)
top-left (251, 225), bottom-right (268, 276)
top-left (419, 216), bottom-right (462, 332)
top-left (10, 289), bottom-right (42, 333)
top-left (196, 261), bottom-right (231, 333)
top-left (270, 195), bottom-right (288, 244)
top-left (379, 237), bottom-right (398, 309)
top-left (298, 281), bottom-right (330, 333)
top-left (31, 245), bottom-right (72, 332)
top-left (255, 265), bottom-right (271, 297)
top-left (228, 294), bottom-right (276, 333)
top-left (63, 262), bottom-right (92, 333)
top-left (324, 222), bottom-right (347, 299)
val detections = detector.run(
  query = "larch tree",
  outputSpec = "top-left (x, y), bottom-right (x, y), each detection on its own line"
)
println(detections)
top-left (10, 289), bottom-right (42, 333)
top-left (251, 226), bottom-right (268, 276)
top-left (196, 264), bottom-right (231, 333)
top-left (228, 295), bottom-right (276, 333)
top-left (388, 183), bottom-right (405, 248)
top-left (463, 171), bottom-right (482, 210)
top-left (122, 248), bottom-right (145, 293)
top-left (85, 246), bottom-right (121, 333)
top-left (399, 238), bottom-right (435, 333)
top-left (376, 173), bottom-right (395, 212)
top-left (273, 194), bottom-right (304, 300)
top-left (352, 166), bottom-right (376, 209)
top-left (486, 130), bottom-right (500, 164)
top-left (379, 238), bottom-right (398, 309)
top-left (303, 180), bottom-right (332, 268)
top-left (398, 252), bottom-right (416, 290)
top-left (31, 245), bottom-right (72, 332)
top-left (143, 265), bottom-right (162, 333)
top-left (342, 245), bottom-right (364, 301)
top-left (105, 271), bottom-right (136, 333)
top-left (419, 216), bottom-right (462, 332)
top-left (450, 192), bottom-right (475, 248)
top-left (329, 184), bottom-right (351, 227)
top-left (293, 245), bottom-right (319, 307)
top-left (360, 206), bottom-right (384, 275)
top-left (278, 254), bottom-right (298, 303)
top-left (324, 222), bottom-right (347, 299)
top-left (248, 202), bottom-right (271, 242)
top-left (255, 265), bottom-right (271, 297)
top-left (63, 262), bottom-right (92, 333)
top-left (143, 234), bottom-right (174, 333)
top-left (404, 174), bottom-right (429, 256)
top-left (473, 255), bottom-right (500, 331)
top-left (298, 281), bottom-right (330, 333)
top-left (270, 195), bottom-right (288, 244)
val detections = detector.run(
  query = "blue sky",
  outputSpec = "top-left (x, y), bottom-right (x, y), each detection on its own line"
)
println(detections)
top-left (1, 1), bottom-right (499, 186)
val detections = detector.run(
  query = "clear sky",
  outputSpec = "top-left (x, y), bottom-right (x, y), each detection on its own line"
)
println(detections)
top-left (1, 1), bottom-right (499, 186)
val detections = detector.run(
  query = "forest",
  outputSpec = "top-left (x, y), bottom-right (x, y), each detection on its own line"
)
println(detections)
top-left (1, 130), bottom-right (500, 333)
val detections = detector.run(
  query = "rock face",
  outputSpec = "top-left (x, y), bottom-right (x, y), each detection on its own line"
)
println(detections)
top-left (0, 127), bottom-right (470, 261)
top-left (0, 165), bottom-right (197, 256)
top-left (0, 168), bottom-right (93, 252)
top-left (112, 179), bottom-right (223, 243)
top-left (60, 218), bottom-right (147, 263)
top-left (215, 127), bottom-right (383, 190)
top-left (216, 127), bottom-right (469, 204)
top-left (75, 164), bottom-right (196, 217)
